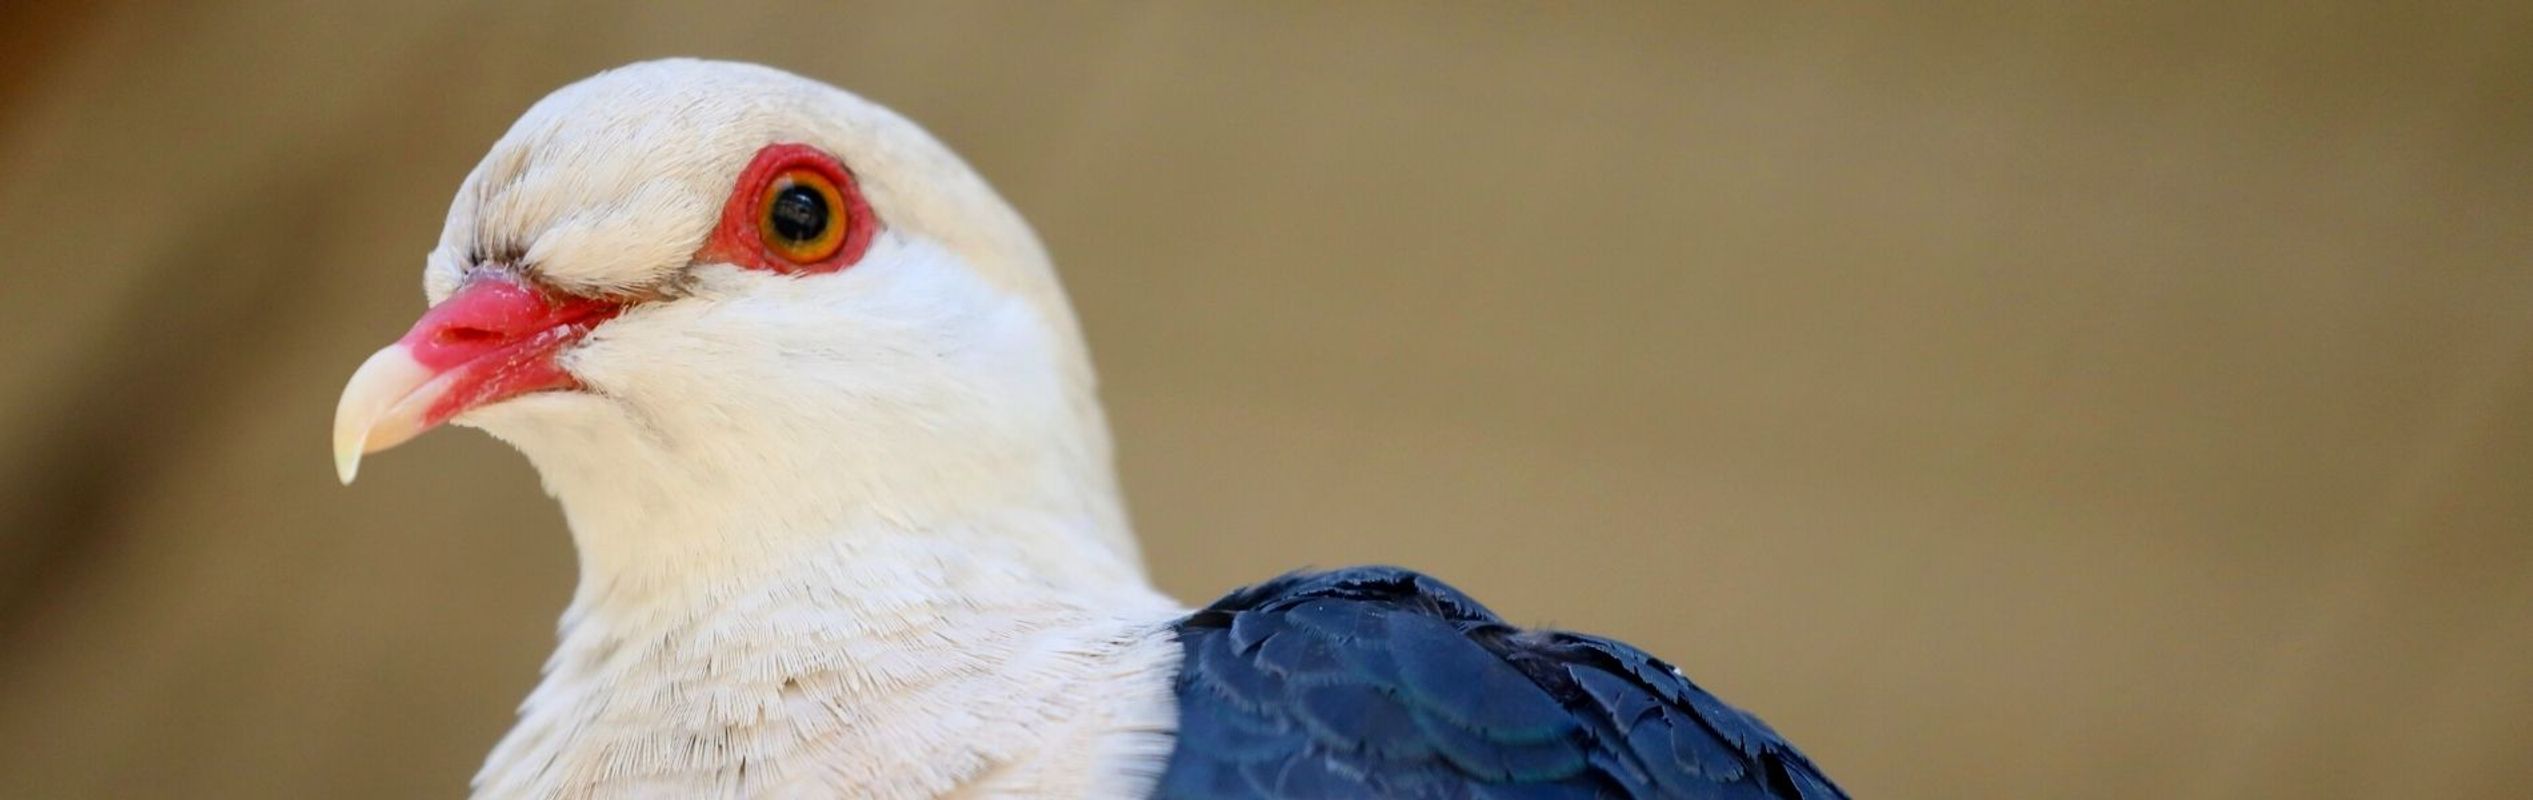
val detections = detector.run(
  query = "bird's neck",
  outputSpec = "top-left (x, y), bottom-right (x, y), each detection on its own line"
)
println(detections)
top-left (475, 392), bottom-right (1153, 623)
top-left (462, 387), bottom-right (1151, 651)
top-left (550, 480), bottom-right (1161, 632)
top-left (466, 381), bottom-right (1188, 795)
top-left (469, 417), bottom-right (1184, 797)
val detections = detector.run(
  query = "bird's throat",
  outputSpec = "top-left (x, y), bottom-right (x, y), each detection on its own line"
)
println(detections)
top-left (458, 377), bottom-right (1151, 613)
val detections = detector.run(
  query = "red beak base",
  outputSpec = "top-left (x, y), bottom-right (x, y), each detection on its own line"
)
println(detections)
top-left (331, 273), bottom-right (622, 483)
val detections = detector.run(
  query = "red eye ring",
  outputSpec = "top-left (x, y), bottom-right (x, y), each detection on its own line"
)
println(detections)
top-left (699, 143), bottom-right (877, 274)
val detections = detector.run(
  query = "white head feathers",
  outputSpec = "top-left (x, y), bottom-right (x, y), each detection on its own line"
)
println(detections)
top-left (428, 59), bottom-right (1139, 593)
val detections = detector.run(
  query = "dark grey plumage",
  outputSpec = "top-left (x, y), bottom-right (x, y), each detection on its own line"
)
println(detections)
top-left (1152, 567), bottom-right (1847, 799)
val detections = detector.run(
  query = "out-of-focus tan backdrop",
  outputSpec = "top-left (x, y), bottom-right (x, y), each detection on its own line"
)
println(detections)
top-left (2, 2), bottom-right (2529, 798)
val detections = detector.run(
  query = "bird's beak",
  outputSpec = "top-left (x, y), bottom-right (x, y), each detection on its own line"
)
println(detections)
top-left (331, 272), bottom-right (622, 484)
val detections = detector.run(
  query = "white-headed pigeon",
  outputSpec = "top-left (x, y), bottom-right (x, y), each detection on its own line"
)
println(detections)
top-left (333, 59), bottom-right (1847, 800)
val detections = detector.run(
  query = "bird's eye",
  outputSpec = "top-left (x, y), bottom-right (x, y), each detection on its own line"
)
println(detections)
top-left (701, 143), bottom-right (876, 274)
top-left (756, 169), bottom-right (848, 264)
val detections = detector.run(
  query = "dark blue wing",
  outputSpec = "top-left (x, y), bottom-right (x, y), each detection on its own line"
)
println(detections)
top-left (1152, 566), bottom-right (1847, 800)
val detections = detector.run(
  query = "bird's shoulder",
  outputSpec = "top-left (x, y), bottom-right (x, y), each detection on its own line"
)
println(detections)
top-left (1151, 566), bottom-right (1846, 800)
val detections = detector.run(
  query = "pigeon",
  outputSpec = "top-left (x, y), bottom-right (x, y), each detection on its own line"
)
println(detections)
top-left (333, 59), bottom-right (1847, 800)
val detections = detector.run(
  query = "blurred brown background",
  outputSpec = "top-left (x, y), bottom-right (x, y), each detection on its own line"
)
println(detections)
top-left (3, 2), bottom-right (2529, 798)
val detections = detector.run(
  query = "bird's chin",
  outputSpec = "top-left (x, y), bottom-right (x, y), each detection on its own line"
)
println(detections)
top-left (454, 389), bottom-right (629, 453)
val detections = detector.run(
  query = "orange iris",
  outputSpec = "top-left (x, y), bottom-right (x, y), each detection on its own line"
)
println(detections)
top-left (756, 169), bottom-right (849, 264)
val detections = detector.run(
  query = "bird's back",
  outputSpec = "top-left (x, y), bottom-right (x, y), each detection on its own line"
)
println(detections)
top-left (1155, 567), bottom-right (1847, 799)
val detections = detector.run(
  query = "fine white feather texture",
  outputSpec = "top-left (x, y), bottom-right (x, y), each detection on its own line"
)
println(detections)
top-left (419, 60), bottom-right (1186, 798)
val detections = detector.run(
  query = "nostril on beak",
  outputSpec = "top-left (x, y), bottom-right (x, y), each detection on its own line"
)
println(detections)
top-left (436, 326), bottom-right (502, 346)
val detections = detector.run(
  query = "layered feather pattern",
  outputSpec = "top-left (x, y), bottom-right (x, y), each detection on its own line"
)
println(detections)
top-left (1154, 567), bottom-right (1847, 799)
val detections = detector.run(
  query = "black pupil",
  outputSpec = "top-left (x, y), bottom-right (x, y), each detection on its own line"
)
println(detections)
top-left (768, 184), bottom-right (830, 243)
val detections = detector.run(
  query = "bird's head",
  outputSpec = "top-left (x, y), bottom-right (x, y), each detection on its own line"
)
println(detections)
top-left (333, 60), bottom-right (1135, 578)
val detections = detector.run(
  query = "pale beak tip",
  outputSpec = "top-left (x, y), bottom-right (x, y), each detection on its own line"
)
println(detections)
top-left (334, 444), bottom-right (363, 485)
top-left (333, 344), bottom-right (436, 487)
